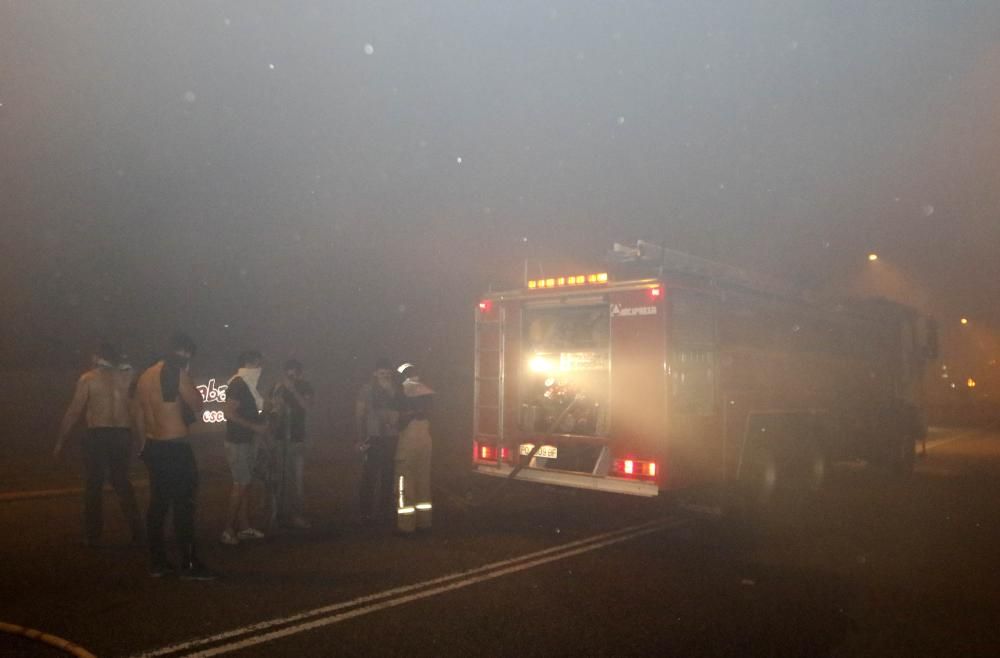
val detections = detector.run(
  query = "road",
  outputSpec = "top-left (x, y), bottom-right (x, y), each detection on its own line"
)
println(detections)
top-left (2, 427), bottom-right (999, 657)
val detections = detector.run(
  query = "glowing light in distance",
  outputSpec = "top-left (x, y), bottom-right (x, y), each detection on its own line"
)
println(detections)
top-left (868, 253), bottom-right (879, 261)
top-left (967, 378), bottom-right (977, 388)
top-left (960, 317), bottom-right (969, 325)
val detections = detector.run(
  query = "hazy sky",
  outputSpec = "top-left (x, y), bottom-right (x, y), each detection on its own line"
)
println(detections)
top-left (2, 1), bottom-right (999, 374)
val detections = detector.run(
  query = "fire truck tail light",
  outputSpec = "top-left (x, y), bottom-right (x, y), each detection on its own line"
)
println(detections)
top-left (647, 286), bottom-right (663, 301)
top-left (478, 300), bottom-right (492, 312)
top-left (613, 458), bottom-right (658, 480)
top-left (475, 442), bottom-right (510, 463)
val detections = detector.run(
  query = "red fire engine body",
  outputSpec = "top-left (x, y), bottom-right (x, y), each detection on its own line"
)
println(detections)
top-left (473, 246), bottom-right (935, 503)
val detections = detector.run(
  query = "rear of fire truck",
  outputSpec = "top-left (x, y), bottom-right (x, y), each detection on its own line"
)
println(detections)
top-left (472, 243), bottom-right (937, 504)
top-left (473, 270), bottom-right (668, 497)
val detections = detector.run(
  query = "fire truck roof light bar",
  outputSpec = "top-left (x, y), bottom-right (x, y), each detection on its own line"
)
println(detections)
top-left (527, 272), bottom-right (608, 290)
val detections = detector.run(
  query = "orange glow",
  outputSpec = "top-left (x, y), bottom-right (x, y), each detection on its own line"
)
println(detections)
top-left (624, 459), bottom-right (634, 475)
top-left (647, 462), bottom-right (657, 477)
top-left (526, 272), bottom-right (611, 290)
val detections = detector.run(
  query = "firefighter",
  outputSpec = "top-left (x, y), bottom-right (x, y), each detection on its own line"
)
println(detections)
top-left (394, 362), bottom-right (434, 533)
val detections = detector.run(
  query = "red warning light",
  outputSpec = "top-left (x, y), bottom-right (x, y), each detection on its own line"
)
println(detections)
top-left (478, 300), bottom-right (492, 313)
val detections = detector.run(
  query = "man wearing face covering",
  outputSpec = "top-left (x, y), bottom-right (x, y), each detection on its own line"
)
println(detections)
top-left (134, 332), bottom-right (215, 579)
top-left (221, 350), bottom-right (268, 545)
top-left (394, 362), bottom-right (435, 534)
top-left (55, 342), bottom-right (144, 547)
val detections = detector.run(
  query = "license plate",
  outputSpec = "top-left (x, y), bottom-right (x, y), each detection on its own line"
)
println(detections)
top-left (520, 443), bottom-right (558, 459)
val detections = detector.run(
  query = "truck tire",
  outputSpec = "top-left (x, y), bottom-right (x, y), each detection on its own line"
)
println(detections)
top-left (736, 439), bottom-right (778, 508)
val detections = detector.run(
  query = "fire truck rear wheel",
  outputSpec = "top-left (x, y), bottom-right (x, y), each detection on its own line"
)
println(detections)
top-left (737, 440), bottom-right (778, 508)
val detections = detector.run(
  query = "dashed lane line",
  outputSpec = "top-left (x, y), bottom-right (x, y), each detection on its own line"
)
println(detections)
top-left (135, 517), bottom-right (684, 657)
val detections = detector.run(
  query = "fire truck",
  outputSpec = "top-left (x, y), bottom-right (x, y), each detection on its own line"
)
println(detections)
top-left (472, 243), bottom-right (936, 507)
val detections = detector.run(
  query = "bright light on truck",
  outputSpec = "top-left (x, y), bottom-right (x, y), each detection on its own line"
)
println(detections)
top-left (527, 272), bottom-right (608, 290)
top-left (613, 458), bottom-right (658, 480)
top-left (529, 355), bottom-right (554, 374)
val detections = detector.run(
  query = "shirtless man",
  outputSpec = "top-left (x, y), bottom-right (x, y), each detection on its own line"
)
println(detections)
top-left (55, 342), bottom-right (143, 546)
top-left (134, 332), bottom-right (215, 580)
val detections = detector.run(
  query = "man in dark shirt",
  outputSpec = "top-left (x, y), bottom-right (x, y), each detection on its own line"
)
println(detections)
top-left (355, 358), bottom-right (400, 522)
top-left (221, 350), bottom-right (268, 545)
top-left (268, 359), bottom-right (314, 529)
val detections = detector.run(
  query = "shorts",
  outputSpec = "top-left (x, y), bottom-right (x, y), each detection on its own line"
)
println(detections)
top-left (224, 440), bottom-right (258, 485)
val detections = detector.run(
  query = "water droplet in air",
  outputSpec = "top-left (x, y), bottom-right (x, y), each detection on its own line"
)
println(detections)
top-left (456, 156), bottom-right (463, 164)
top-left (183, 91), bottom-right (196, 103)
top-left (268, 63), bottom-right (275, 70)
top-left (617, 116), bottom-right (625, 125)
top-left (364, 43), bottom-right (375, 55)
top-left (922, 204), bottom-right (934, 217)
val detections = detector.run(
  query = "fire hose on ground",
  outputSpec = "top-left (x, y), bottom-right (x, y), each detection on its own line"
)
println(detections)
top-left (0, 621), bottom-right (97, 658)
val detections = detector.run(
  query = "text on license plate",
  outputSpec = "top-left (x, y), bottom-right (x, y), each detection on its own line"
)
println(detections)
top-left (519, 444), bottom-right (558, 459)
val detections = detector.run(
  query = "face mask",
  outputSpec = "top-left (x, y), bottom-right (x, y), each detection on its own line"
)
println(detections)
top-left (235, 367), bottom-right (264, 411)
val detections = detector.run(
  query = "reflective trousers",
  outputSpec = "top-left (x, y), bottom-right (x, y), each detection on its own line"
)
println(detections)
top-left (394, 419), bottom-right (432, 533)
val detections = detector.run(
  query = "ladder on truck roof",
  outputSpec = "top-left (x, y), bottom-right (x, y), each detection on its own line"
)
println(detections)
top-left (474, 304), bottom-right (504, 466)
top-left (610, 240), bottom-right (811, 302)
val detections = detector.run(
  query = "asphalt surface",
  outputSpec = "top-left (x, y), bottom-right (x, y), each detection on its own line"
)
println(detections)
top-left (2, 427), bottom-right (1000, 657)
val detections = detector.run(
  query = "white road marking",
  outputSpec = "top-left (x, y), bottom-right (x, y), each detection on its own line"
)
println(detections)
top-left (924, 429), bottom-right (986, 452)
top-left (136, 518), bottom-right (682, 657)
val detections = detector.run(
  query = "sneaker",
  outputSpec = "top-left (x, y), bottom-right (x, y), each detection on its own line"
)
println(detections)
top-left (149, 559), bottom-right (176, 578)
top-left (179, 561), bottom-right (218, 581)
top-left (236, 527), bottom-right (265, 540)
top-left (220, 530), bottom-right (240, 545)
